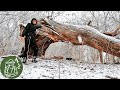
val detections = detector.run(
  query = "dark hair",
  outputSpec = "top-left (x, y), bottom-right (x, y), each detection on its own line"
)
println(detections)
top-left (31, 18), bottom-right (37, 25)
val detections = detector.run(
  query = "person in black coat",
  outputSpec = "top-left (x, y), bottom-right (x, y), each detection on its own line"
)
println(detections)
top-left (21, 18), bottom-right (42, 63)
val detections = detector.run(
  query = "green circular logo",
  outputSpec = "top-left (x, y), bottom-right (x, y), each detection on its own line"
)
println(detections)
top-left (0, 56), bottom-right (23, 79)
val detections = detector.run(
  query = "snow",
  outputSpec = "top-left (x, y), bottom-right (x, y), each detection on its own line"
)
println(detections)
top-left (115, 34), bottom-right (120, 39)
top-left (78, 25), bottom-right (120, 43)
top-left (73, 25), bottom-right (120, 43)
top-left (0, 57), bottom-right (120, 79)
top-left (65, 24), bottom-right (120, 43)
top-left (77, 35), bottom-right (83, 43)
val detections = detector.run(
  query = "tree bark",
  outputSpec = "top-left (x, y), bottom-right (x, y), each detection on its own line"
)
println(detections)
top-left (39, 18), bottom-right (120, 57)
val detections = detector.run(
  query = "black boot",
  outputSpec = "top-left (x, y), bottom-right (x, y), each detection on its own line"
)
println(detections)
top-left (23, 57), bottom-right (27, 63)
top-left (18, 53), bottom-right (26, 58)
top-left (32, 56), bottom-right (38, 63)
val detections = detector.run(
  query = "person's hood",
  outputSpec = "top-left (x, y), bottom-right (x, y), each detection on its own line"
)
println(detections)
top-left (31, 18), bottom-right (37, 25)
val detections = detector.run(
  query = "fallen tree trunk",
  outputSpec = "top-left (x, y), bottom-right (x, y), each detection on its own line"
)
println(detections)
top-left (39, 18), bottom-right (120, 57)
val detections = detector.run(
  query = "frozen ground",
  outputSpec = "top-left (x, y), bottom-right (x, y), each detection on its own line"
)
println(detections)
top-left (0, 57), bottom-right (120, 79)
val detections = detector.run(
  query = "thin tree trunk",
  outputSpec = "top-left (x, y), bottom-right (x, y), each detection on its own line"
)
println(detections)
top-left (99, 51), bottom-right (103, 64)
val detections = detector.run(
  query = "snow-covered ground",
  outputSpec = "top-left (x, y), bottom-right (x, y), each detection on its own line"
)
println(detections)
top-left (0, 57), bottom-right (120, 79)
